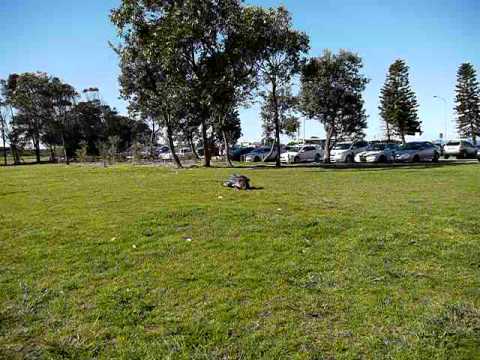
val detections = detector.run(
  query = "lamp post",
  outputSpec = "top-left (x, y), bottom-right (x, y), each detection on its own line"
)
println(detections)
top-left (433, 95), bottom-right (448, 141)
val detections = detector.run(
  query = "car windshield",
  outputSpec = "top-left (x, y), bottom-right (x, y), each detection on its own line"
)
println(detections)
top-left (447, 141), bottom-right (461, 146)
top-left (370, 144), bottom-right (387, 151)
top-left (333, 143), bottom-right (351, 150)
top-left (252, 148), bottom-right (269, 154)
top-left (286, 146), bottom-right (300, 152)
top-left (400, 143), bottom-right (422, 150)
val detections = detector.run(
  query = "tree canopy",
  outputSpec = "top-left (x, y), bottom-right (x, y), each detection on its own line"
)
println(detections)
top-left (454, 63), bottom-right (480, 144)
top-left (300, 50), bottom-right (369, 162)
top-left (379, 59), bottom-right (421, 144)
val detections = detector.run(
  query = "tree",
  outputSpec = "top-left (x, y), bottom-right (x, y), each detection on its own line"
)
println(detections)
top-left (261, 85), bottom-right (299, 146)
top-left (256, 6), bottom-right (309, 167)
top-left (111, 0), bottom-right (192, 168)
top-left (379, 59), bottom-right (421, 144)
top-left (214, 108), bottom-right (242, 166)
top-left (0, 108), bottom-right (8, 166)
top-left (5, 73), bottom-right (51, 163)
top-left (48, 77), bottom-right (78, 164)
top-left (112, 0), bottom-right (269, 168)
top-left (454, 63), bottom-right (480, 144)
top-left (300, 50), bottom-right (369, 163)
top-left (0, 83), bottom-right (12, 166)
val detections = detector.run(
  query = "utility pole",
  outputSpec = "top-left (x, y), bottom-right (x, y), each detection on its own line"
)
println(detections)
top-left (434, 96), bottom-right (448, 141)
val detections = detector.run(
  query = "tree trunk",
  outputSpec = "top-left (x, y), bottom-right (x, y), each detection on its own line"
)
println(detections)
top-left (201, 118), bottom-right (211, 167)
top-left (33, 136), bottom-right (41, 163)
top-left (471, 123), bottom-right (477, 145)
top-left (222, 129), bottom-right (233, 167)
top-left (385, 122), bottom-right (392, 142)
top-left (165, 116), bottom-right (182, 169)
top-left (324, 125), bottom-right (334, 164)
top-left (271, 79), bottom-right (281, 167)
top-left (189, 136), bottom-right (201, 161)
top-left (150, 122), bottom-right (156, 159)
top-left (400, 131), bottom-right (406, 145)
top-left (11, 145), bottom-right (20, 165)
top-left (62, 133), bottom-right (69, 165)
top-left (49, 146), bottom-right (56, 163)
top-left (0, 121), bottom-right (6, 167)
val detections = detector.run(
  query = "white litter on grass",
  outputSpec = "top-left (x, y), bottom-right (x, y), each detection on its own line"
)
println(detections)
top-left (110, 237), bottom-right (117, 242)
top-left (277, 208), bottom-right (283, 211)
top-left (132, 244), bottom-right (137, 249)
top-left (185, 237), bottom-right (192, 242)
top-left (218, 196), bottom-right (224, 200)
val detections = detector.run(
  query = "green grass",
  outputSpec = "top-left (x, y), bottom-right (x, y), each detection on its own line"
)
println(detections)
top-left (1, 163), bottom-right (479, 359)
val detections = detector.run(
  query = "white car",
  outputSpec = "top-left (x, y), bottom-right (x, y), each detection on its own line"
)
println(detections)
top-left (354, 143), bottom-right (399, 163)
top-left (443, 140), bottom-right (478, 159)
top-left (330, 141), bottom-right (369, 163)
top-left (160, 148), bottom-right (193, 160)
top-left (281, 145), bottom-right (323, 164)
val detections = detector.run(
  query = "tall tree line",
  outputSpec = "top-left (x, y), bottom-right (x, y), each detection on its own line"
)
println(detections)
top-left (111, 0), bottom-right (371, 167)
top-left (0, 72), bottom-right (151, 165)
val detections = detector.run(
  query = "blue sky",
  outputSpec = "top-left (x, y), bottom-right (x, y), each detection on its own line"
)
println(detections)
top-left (1, 0), bottom-right (479, 142)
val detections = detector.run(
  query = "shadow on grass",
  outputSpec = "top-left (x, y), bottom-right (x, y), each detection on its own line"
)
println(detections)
top-left (0, 160), bottom-right (54, 167)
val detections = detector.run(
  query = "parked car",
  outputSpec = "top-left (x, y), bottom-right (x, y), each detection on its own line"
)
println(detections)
top-left (230, 146), bottom-right (255, 161)
top-left (395, 142), bottom-right (440, 163)
top-left (443, 140), bottom-right (478, 159)
top-left (160, 147), bottom-right (193, 160)
top-left (354, 143), bottom-right (399, 163)
top-left (330, 141), bottom-right (369, 163)
top-left (155, 146), bottom-right (170, 157)
top-left (281, 144), bottom-right (323, 164)
top-left (432, 141), bottom-right (445, 156)
top-left (245, 147), bottom-right (279, 162)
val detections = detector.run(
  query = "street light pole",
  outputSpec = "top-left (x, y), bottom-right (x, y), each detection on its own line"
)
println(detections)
top-left (434, 95), bottom-right (448, 141)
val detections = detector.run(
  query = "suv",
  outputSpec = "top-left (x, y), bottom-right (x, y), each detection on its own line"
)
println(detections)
top-left (443, 140), bottom-right (477, 159)
top-left (330, 141), bottom-right (369, 163)
top-left (281, 144), bottom-right (323, 164)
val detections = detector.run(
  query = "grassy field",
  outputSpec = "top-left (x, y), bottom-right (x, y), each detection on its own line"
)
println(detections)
top-left (1, 163), bottom-right (479, 359)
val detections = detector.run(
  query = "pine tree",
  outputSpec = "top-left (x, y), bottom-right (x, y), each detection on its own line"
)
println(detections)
top-left (379, 60), bottom-right (421, 144)
top-left (455, 63), bottom-right (480, 144)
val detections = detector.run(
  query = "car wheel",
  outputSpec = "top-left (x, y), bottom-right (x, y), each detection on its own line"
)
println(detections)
top-left (293, 156), bottom-right (300, 163)
top-left (413, 155), bottom-right (420, 163)
top-left (433, 152), bottom-right (439, 162)
top-left (345, 155), bottom-right (354, 163)
top-left (378, 155), bottom-right (387, 163)
top-left (254, 156), bottom-right (260, 162)
top-left (315, 154), bottom-right (321, 163)
top-left (444, 155), bottom-right (449, 159)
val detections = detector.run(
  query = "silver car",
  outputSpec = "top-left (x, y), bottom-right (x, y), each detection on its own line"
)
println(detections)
top-left (245, 147), bottom-right (279, 162)
top-left (355, 143), bottom-right (399, 163)
top-left (443, 140), bottom-right (478, 159)
top-left (395, 142), bottom-right (440, 163)
top-left (330, 141), bottom-right (369, 163)
top-left (281, 144), bottom-right (323, 164)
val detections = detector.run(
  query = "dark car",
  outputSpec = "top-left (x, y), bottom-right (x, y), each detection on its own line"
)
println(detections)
top-left (230, 147), bottom-right (255, 161)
